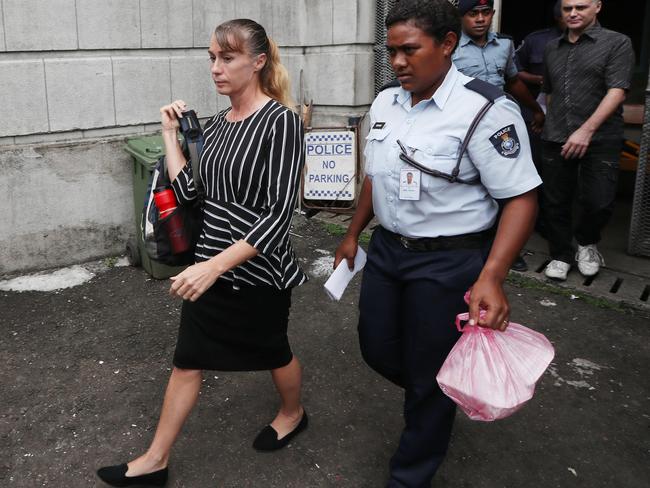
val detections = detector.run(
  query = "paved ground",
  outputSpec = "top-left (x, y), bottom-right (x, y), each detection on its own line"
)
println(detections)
top-left (312, 198), bottom-right (650, 312)
top-left (1, 216), bottom-right (649, 487)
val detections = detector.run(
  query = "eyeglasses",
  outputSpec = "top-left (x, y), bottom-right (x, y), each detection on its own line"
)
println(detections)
top-left (396, 139), bottom-right (479, 185)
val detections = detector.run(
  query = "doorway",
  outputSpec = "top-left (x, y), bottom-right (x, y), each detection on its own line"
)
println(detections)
top-left (500, 0), bottom-right (649, 103)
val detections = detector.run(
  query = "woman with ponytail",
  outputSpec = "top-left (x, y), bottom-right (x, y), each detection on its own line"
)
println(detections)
top-left (97, 19), bottom-right (307, 487)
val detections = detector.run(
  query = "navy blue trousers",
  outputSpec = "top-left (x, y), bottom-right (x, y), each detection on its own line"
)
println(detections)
top-left (358, 227), bottom-right (489, 488)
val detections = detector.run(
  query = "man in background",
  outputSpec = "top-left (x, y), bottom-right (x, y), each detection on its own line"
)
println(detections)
top-left (541, 0), bottom-right (634, 281)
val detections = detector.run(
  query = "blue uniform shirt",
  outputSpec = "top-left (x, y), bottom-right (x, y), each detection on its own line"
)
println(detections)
top-left (364, 65), bottom-right (541, 238)
top-left (452, 31), bottom-right (518, 89)
top-left (515, 27), bottom-right (563, 98)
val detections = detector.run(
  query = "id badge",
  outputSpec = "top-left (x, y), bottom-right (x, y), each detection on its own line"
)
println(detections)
top-left (399, 168), bottom-right (421, 201)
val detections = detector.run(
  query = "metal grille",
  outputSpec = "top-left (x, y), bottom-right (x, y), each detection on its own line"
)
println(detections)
top-left (373, 0), bottom-right (460, 96)
top-left (374, 0), bottom-right (398, 95)
top-left (628, 71), bottom-right (650, 256)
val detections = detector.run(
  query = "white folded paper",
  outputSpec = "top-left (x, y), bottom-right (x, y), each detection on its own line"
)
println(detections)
top-left (323, 247), bottom-right (367, 301)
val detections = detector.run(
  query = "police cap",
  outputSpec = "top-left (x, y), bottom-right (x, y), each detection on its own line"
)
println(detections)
top-left (458, 0), bottom-right (494, 16)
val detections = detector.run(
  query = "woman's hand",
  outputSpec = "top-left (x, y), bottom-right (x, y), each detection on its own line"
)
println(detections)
top-left (467, 275), bottom-right (510, 331)
top-left (169, 260), bottom-right (222, 302)
top-left (334, 234), bottom-right (359, 270)
top-left (160, 100), bottom-right (188, 133)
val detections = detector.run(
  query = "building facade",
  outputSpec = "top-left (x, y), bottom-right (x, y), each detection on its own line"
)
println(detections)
top-left (0, 0), bottom-right (375, 273)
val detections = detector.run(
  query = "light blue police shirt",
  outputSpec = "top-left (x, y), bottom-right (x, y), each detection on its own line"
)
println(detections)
top-left (452, 31), bottom-right (518, 89)
top-left (364, 64), bottom-right (541, 238)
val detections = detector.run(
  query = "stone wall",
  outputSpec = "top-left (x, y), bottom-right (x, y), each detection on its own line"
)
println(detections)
top-left (0, 0), bottom-right (376, 273)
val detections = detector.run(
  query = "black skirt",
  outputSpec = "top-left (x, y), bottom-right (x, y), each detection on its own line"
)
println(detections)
top-left (173, 280), bottom-right (293, 371)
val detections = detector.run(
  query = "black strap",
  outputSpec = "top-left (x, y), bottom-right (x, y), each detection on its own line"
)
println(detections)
top-left (399, 100), bottom-right (493, 185)
top-left (178, 111), bottom-right (205, 200)
top-left (187, 140), bottom-right (204, 199)
top-left (449, 100), bottom-right (494, 184)
top-left (384, 77), bottom-right (500, 185)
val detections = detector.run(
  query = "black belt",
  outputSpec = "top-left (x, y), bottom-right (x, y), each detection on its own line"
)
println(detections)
top-left (383, 227), bottom-right (494, 252)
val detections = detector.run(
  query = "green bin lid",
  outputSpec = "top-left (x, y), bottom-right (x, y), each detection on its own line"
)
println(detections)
top-left (124, 135), bottom-right (165, 169)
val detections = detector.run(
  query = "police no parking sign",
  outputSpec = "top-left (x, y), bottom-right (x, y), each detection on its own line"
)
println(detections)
top-left (304, 129), bottom-right (356, 201)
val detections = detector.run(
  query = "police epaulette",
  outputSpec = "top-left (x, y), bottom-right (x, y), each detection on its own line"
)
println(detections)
top-left (379, 79), bottom-right (400, 92)
top-left (495, 32), bottom-right (513, 40)
top-left (464, 78), bottom-right (505, 102)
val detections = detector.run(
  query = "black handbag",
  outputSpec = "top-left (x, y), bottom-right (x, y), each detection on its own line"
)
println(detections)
top-left (141, 111), bottom-right (205, 266)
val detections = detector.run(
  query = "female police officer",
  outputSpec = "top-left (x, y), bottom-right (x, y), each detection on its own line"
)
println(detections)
top-left (334, 1), bottom-right (541, 486)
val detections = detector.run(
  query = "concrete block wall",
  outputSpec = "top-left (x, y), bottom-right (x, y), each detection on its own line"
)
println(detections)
top-left (0, 141), bottom-right (133, 275)
top-left (0, 0), bottom-right (376, 274)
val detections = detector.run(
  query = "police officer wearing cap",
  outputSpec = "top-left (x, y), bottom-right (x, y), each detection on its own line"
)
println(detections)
top-left (453, 0), bottom-right (544, 131)
top-left (453, 0), bottom-right (544, 272)
top-left (335, 1), bottom-right (541, 486)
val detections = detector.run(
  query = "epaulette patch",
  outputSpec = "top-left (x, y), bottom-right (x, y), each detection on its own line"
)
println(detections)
top-left (490, 125), bottom-right (521, 158)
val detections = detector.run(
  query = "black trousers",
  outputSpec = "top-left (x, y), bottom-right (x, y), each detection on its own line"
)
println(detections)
top-left (358, 227), bottom-right (489, 488)
top-left (541, 141), bottom-right (620, 263)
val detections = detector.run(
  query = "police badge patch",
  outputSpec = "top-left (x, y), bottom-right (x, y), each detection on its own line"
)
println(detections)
top-left (489, 125), bottom-right (521, 159)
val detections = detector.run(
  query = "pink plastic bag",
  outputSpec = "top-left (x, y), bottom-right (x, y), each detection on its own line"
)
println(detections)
top-left (436, 295), bottom-right (555, 421)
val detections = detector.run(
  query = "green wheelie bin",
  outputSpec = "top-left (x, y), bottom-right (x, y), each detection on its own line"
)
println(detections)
top-left (124, 135), bottom-right (188, 279)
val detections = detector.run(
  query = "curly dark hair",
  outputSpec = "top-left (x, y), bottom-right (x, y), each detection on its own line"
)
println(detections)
top-left (386, 0), bottom-right (461, 46)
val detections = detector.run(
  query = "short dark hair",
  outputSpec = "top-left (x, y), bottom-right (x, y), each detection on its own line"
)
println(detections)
top-left (385, 0), bottom-right (461, 46)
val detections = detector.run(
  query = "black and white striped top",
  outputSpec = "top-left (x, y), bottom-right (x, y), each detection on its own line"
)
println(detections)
top-left (171, 99), bottom-right (307, 289)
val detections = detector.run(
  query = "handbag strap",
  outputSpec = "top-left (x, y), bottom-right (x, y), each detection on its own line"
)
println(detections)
top-left (178, 111), bottom-right (205, 200)
top-left (187, 139), bottom-right (204, 199)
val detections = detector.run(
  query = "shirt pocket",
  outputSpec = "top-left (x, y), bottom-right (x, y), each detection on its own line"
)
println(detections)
top-left (364, 126), bottom-right (392, 176)
top-left (404, 136), bottom-right (461, 191)
top-left (490, 61), bottom-right (507, 83)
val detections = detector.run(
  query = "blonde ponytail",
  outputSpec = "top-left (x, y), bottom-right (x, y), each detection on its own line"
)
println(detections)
top-left (261, 38), bottom-right (294, 109)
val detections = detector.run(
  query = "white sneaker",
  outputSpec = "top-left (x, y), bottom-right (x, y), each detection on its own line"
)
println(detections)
top-left (576, 244), bottom-right (604, 276)
top-left (545, 260), bottom-right (571, 281)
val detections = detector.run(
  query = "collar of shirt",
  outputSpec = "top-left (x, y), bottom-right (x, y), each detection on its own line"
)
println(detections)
top-left (460, 31), bottom-right (498, 48)
top-left (391, 64), bottom-right (460, 111)
top-left (560, 20), bottom-right (602, 44)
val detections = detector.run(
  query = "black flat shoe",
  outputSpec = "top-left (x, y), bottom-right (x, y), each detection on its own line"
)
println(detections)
top-left (96, 463), bottom-right (168, 487)
top-left (253, 410), bottom-right (308, 451)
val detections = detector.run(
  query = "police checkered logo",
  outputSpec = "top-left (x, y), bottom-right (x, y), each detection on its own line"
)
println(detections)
top-left (305, 190), bottom-right (353, 199)
top-left (305, 133), bottom-right (353, 143)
